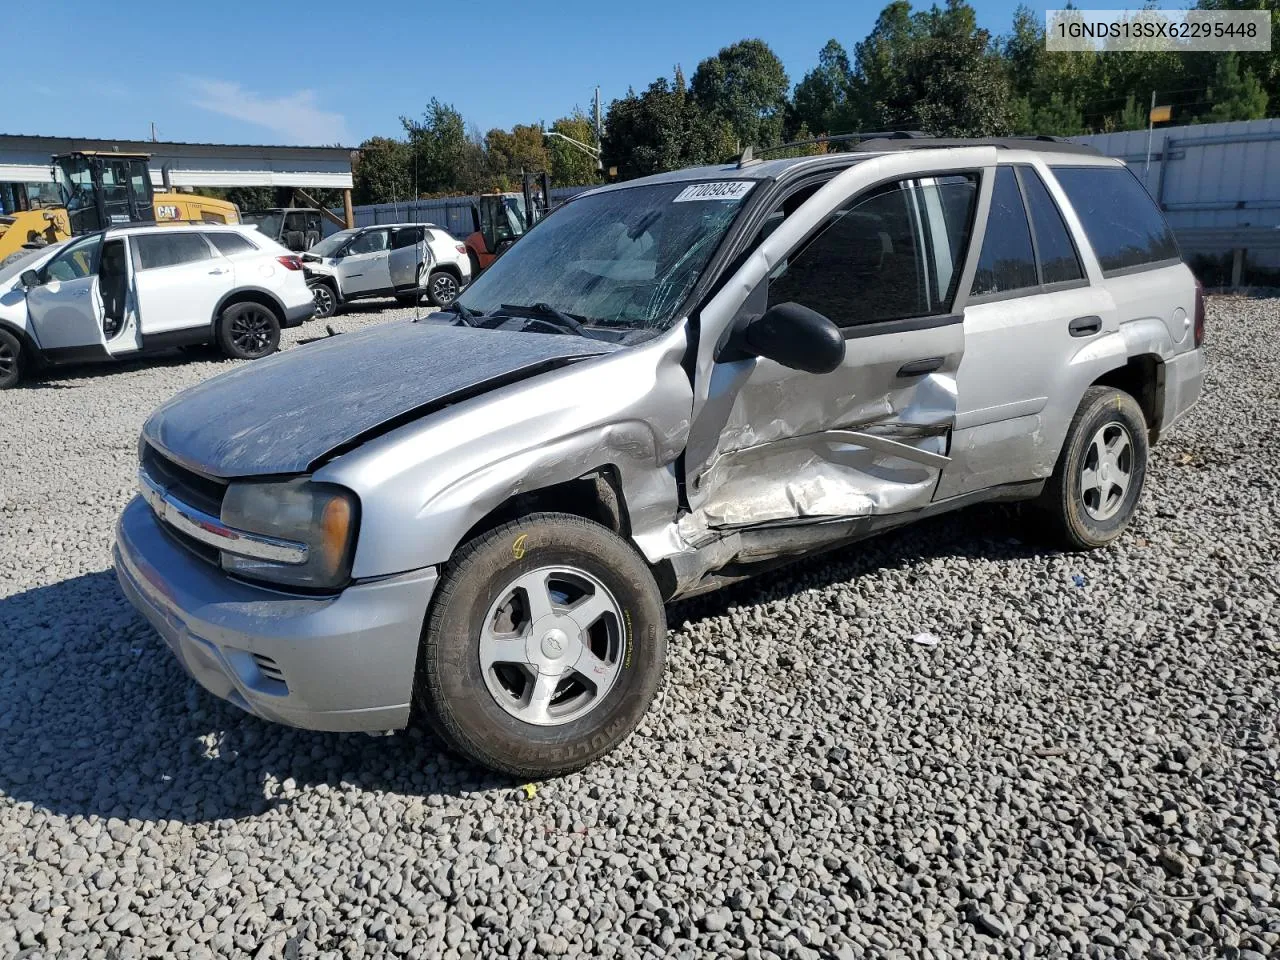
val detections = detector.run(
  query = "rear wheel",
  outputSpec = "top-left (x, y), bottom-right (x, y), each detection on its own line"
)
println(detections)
top-left (427, 270), bottom-right (460, 307)
top-left (1037, 386), bottom-right (1149, 550)
top-left (217, 302), bottom-right (280, 360)
top-left (415, 512), bottom-right (667, 778)
top-left (0, 328), bottom-right (24, 389)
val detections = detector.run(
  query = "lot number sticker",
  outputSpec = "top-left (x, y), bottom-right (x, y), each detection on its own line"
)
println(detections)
top-left (673, 181), bottom-right (753, 203)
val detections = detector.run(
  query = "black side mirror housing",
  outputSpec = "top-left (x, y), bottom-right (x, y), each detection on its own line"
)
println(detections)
top-left (19, 269), bottom-right (40, 289)
top-left (741, 301), bottom-right (845, 373)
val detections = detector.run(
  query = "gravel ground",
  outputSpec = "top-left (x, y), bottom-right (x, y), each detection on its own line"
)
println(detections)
top-left (1, 296), bottom-right (1277, 959)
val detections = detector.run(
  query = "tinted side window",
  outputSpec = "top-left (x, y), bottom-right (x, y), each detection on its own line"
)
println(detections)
top-left (135, 233), bottom-right (212, 270)
top-left (347, 230), bottom-right (389, 255)
top-left (1051, 165), bottom-right (1179, 274)
top-left (1019, 168), bottom-right (1083, 285)
top-left (971, 167), bottom-right (1038, 297)
top-left (391, 227), bottom-right (422, 249)
top-left (768, 175), bottom-right (977, 326)
top-left (206, 232), bottom-right (258, 256)
top-left (43, 234), bottom-right (102, 282)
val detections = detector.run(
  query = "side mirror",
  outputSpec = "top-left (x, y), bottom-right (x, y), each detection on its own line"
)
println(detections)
top-left (19, 269), bottom-right (40, 289)
top-left (741, 301), bottom-right (845, 373)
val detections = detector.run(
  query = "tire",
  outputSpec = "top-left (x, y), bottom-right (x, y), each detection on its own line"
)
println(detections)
top-left (1037, 385), bottom-right (1149, 550)
top-left (426, 270), bottom-right (460, 307)
top-left (0, 328), bottom-right (24, 389)
top-left (416, 512), bottom-right (667, 778)
top-left (468, 251), bottom-right (482, 279)
top-left (310, 282), bottom-right (337, 320)
top-left (216, 302), bottom-right (281, 360)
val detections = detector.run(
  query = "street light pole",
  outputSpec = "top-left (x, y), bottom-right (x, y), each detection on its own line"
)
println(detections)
top-left (545, 131), bottom-right (603, 171)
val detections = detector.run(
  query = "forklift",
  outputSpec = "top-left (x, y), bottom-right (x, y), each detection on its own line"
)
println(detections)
top-left (462, 171), bottom-right (552, 275)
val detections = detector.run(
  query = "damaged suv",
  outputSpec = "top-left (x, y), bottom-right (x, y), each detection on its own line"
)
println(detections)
top-left (115, 136), bottom-right (1205, 776)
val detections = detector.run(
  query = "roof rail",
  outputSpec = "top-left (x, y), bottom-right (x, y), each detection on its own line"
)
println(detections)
top-left (853, 135), bottom-right (1102, 156)
top-left (740, 131), bottom-right (928, 165)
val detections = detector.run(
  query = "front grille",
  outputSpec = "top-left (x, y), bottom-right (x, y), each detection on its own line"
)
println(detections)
top-left (141, 443), bottom-right (226, 566)
top-left (143, 445), bottom-right (227, 519)
top-left (141, 443), bottom-right (227, 517)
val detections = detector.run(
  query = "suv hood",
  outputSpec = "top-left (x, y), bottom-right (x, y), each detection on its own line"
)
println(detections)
top-left (143, 321), bottom-right (617, 478)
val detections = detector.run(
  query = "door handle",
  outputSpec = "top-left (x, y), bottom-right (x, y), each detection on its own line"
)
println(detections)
top-left (208, 268), bottom-right (228, 275)
top-left (1068, 315), bottom-right (1102, 337)
top-left (896, 357), bottom-right (945, 378)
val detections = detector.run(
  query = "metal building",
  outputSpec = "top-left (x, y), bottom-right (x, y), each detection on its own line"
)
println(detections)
top-left (0, 133), bottom-right (355, 221)
top-left (1076, 118), bottom-right (1280, 286)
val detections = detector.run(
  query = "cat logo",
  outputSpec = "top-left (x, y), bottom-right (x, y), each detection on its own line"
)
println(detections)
top-left (156, 204), bottom-right (179, 221)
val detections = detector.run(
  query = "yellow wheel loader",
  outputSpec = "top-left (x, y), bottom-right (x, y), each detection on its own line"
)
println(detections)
top-left (0, 152), bottom-right (239, 262)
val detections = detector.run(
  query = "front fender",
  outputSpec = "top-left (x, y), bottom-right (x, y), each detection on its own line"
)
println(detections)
top-left (315, 323), bottom-right (693, 578)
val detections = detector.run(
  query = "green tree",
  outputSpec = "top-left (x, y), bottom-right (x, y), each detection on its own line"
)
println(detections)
top-left (485, 123), bottom-right (551, 187)
top-left (1032, 92), bottom-right (1086, 136)
top-left (1203, 52), bottom-right (1269, 122)
top-left (402, 99), bottom-right (487, 195)
top-left (855, 0), bottom-right (1013, 136)
top-left (603, 68), bottom-right (735, 179)
top-left (1197, 0), bottom-right (1280, 106)
top-left (548, 112), bottom-right (603, 186)
top-left (691, 39), bottom-right (790, 149)
top-left (1116, 94), bottom-right (1149, 132)
top-left (352, 136), bottom-right (410, 205)
top-left (791, 39), bottom-right (855, 136)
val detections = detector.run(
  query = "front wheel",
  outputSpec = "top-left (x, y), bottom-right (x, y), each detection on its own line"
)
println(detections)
top-left (1037, 385), bottom-right (1149, 550)
top-left (415, 512), bottom-right (667, 778)
top-left (217, 302), bottom-right (280, 360)
top-left (310, 282), bottom-right (337, 320)
top-left (0, 328), bottom-right (24, 389)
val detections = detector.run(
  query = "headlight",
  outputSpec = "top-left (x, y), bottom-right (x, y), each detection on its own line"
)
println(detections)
top-left (219, 479), bottom-right (359, 590)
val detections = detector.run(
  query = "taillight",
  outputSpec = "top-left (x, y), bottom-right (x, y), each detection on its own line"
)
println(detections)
top-left (1193, 278), bottom-right (1205, 347)
top-left (455, 243), bottom-right (466, 255)
top-left (277, 255), bottom-right (303, 271)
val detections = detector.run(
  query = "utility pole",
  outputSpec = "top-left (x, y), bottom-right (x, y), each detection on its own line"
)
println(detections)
top-left (594, 86), bottom-right (602, 145)
top-left (1144, 90), bottom-right (1156, 180)
top-left (150, 121), bottom-right (158, 143)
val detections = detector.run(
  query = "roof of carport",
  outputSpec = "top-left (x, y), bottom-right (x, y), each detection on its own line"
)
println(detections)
top-left (0, 134), bottom-right (354, 190)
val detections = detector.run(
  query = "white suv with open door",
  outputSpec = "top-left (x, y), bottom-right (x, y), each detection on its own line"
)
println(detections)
top-left (303, 223), bottom-right (471, 319)
top-left (0, 224), bottom-right (315, 388)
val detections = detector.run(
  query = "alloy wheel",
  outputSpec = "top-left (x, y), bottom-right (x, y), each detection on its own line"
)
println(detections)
top-left (311, 284), bottom-right (335, 318)
top-left (430, 273), bottom-right (459, 305)
top-left (229, 308), bottom-right (276, 357)
top-left (478, 565), bottom-right (625, 726)
top-left (1080, 422), bottom-right (1134, 521)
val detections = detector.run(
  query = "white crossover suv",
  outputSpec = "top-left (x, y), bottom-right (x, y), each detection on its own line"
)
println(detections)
top-left (0, 224), bottom-right (315, 388)
top-left (302, 223), bottom-right (472, 318)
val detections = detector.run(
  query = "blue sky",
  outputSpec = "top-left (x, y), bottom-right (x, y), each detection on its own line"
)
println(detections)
top-left (4, 0), bottom-right (1120, 147)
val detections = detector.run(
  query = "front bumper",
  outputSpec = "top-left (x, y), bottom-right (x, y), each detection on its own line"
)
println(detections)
top-left (114, 497), bottom-right (437, 732)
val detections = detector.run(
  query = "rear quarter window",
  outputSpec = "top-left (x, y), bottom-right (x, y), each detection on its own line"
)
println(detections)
top-left (1050, 165), bottom-right (1179, 275)
top-left (206, 232), bottom-right (259, 256)
top-left (134, 232), bottom-right (213, 270)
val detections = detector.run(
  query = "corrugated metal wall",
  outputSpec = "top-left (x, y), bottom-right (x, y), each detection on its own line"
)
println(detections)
top-left (332, 185), bottom-right (596, 239)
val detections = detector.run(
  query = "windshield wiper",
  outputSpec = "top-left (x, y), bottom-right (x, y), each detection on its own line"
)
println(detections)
top-left (497, 302), bottom-right (605, 339)
top-left (444, 301), bottom-right (482, 327)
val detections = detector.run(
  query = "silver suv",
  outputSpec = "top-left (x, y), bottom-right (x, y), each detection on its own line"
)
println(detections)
top-left (114, 137), bottom-right (1205, 776)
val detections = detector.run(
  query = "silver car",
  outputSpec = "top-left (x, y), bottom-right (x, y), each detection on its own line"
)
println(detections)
top-left (114, 137), bottom-right (1205, 776)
